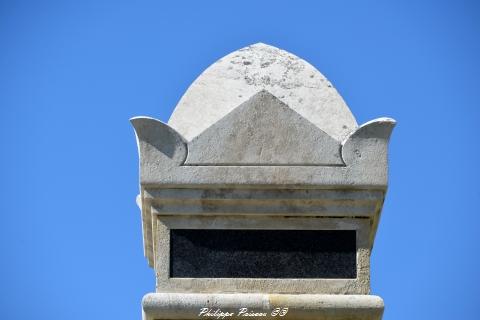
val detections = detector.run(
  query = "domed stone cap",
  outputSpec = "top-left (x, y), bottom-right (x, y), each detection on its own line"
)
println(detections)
top-left (168, 43), bottom-right (358, 142)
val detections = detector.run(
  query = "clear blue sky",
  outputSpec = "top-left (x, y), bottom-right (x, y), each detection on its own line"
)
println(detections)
top-left (1, 1), bottom-right (479, 319)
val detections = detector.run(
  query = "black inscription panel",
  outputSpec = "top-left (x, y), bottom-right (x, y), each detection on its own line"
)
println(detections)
top-left (170, 229), bottom-right (356, 279)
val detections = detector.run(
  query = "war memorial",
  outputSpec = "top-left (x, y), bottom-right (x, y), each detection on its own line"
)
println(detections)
top-left (131, 43), bottom-right (395, 320)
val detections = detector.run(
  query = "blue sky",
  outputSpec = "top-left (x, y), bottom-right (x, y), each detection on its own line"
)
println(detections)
top-left (1, 1), bottom-right (479, 319)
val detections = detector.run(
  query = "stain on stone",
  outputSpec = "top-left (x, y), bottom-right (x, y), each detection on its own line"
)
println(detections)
top-left (244, 76), bottom-right (254, 85)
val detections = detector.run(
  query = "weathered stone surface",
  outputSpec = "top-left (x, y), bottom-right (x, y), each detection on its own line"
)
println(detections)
top-left (142, 293), bottom-right (384, 320)
top-left (154, 216), bottom-right (371, 295)
top-left (131, 43), bottom-right (395, 320)
top-left (130, 44), bottom-right (396, 187)
top-left (185, 90), bottom-right (343, 166)
top-left (168, 43), bottom-right (357, 142)
top-left (130, 116), bottom-right (187, 168)
top-left (149, 189), bottom-right (380, 217)
top-left (342, 118), bottom-right (396, 167)
top-left (130, 115), bottom-right (395, 188)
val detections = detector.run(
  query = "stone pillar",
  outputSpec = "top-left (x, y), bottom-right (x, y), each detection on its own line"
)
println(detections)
top-left (131, 43), bottom-right (395, 320)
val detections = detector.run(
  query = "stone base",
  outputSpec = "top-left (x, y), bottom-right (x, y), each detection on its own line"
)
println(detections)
top-left (142, 293), bottom-right (384, 320)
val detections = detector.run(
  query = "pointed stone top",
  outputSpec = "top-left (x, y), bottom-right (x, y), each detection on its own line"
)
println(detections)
top-left (168, 43), bottom-right (358, 142)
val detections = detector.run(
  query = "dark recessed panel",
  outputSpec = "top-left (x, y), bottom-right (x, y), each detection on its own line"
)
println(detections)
top-left (170, 229), bottom-right (356, 279)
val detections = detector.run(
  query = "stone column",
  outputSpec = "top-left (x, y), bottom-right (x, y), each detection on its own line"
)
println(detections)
top-left (131, 43), bottom-right (395, 320)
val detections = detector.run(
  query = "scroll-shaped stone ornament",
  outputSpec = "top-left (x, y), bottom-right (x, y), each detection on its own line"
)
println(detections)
top-left (342, 117), bottom-right (396, 167)
top-left (130, 117), bottom-right (187, 171)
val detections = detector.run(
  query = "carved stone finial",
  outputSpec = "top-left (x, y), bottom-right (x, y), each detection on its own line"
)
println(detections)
top-left (168, 43), bottom-right (357, 142)
top-left (131, 43), bottom-right (395, 320)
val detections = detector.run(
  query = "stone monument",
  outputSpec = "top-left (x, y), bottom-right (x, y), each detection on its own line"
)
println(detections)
top-left (131, 43), bottom-right (395, 320)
